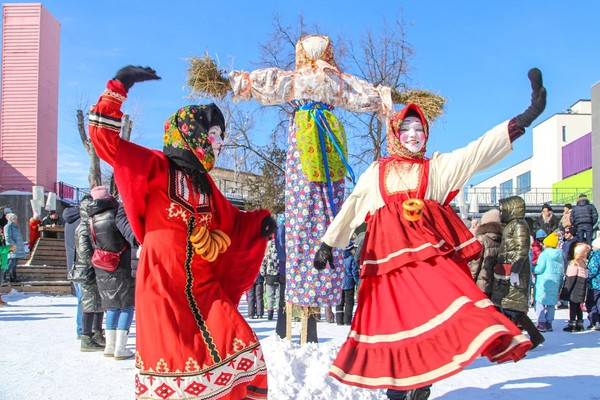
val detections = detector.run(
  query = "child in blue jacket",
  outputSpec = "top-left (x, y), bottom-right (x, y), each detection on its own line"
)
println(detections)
top-left (336, 242), bottom-right (360, 325)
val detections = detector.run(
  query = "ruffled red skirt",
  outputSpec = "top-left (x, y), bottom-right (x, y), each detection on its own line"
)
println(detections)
top-left (329, 203), bottom-right (532, 390)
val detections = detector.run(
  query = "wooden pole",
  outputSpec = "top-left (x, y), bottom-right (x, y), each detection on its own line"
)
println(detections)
top-left (300, 306), bottom-right (309, 344)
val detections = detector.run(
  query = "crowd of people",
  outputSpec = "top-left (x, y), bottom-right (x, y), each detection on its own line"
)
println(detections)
top-left (0, 205), bottom-right (65, 300)
top-left (468, 195), bottom-right (600, 342)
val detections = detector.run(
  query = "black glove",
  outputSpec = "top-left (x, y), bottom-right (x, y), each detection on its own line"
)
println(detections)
top-left (313, 242), bottom-right (334, 270)
top-left (514, 68), bottom-right (547, 128)
top-left (114, 66), bottom-right (161, 92)
top-left (260, 215), bottom-right (278, 238)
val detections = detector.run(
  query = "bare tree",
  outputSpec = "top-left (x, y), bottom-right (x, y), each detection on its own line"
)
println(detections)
top-left (76, 108), bottom-right (132, 194)
top-left (76, 108), bottom-right (102, 188)
top-left (346, 17), bottom-right (413, 163)
top-left (244, 131), bottom-right (286, 213)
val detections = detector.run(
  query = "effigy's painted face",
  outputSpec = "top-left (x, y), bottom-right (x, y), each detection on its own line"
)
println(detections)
top-left (399, 116), bottom-right (426, 153)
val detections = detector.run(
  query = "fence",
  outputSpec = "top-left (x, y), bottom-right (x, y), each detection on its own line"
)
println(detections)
top-left (462, 187), bottom-right (593, 207)
top-left (57, 180), bottom-right (593, 210)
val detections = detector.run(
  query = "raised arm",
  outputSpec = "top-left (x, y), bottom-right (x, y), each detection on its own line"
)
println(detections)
top-left (427, 68), bottom-right (547, 201)
top-left (89, 66), bottom-right (161, 165)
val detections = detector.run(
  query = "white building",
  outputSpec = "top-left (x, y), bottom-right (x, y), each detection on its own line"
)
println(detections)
top-left (470, 100), bottom-right (592, 206)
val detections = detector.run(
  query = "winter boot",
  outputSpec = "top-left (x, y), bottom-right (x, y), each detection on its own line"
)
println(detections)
top-left (92, 330), bottom-right (106, 346)
top-left (407, 387), bottom-right (432, 400)
top-left (80, 334), bottom-right (104, 352)
top-left (575, 320), bottom-right (584, 332)
top-left (563, 321), bottom-right (575, 332)
top-left (103, 330), bottom-right (117, 357)
top-left (267, 309), bottom-right (274, 320)
top-left (336, 311), bottom-right (345, 325)
top-left (386, 389), bottom-right (409, 400)
top-left (114, 330), bottom-right (134, 360)
top-left (516, 313), bottom-right (545, 349)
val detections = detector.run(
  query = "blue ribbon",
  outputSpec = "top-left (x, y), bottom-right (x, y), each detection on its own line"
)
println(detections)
top-left (297, 102), bottom-right (355, 216)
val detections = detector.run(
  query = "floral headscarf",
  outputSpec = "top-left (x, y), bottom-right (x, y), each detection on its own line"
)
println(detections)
top-left (387, 103), bottom-right (429, 159)
top-left (295, 34), bottom-right (339, 71)
top-left (163, 104), bottom-right (225, 173)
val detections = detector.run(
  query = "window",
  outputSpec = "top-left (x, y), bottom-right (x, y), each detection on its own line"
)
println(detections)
top-left (490, 187), bottom-right (497, 205)
top-left (499, 179), bottom-right (513, 199)
top-left (562, 126), bottom-right (567, 142)
top-left (517, 171), bottom-right (531, 195)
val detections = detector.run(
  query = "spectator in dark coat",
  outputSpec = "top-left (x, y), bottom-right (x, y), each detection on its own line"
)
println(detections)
top-left (469, 209), bottom-right (503, 298)
top-left (493, 196), bottom-right (545, 348)
top-left (41, 210), bottom-right (65, 238)
top-left (75, 196), bottom-right (105, 352)
top-left (534, 203), bottom-right (559, 236)
top-left (354, 230), bottom-right (366, 267)
top-left (87, 186), bottom-right (135, 360)
top-left (115, 204), bottom-right (140, 279)
top-left (247, 271), bottom-right (265, 319)
top-left (274, 216), bottom-right (287, 338)
top-left (261, 237), bottom-right (280, 321)
top-left (63, 203), bottom-right (83, 338)
top-left (562, 226), bottom-right (580, 269)
top-left (570, 194), bottom-right (598, 245)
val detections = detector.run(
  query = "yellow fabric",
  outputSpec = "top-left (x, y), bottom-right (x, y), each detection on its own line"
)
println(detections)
top-left (295, 109), bottom-right (347, 182)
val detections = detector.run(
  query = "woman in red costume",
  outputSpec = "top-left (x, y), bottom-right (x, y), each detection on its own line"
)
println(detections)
top-left (314, 69), bottom-right (547, 400)
top-left (89, 66), bottom-right (276, 400)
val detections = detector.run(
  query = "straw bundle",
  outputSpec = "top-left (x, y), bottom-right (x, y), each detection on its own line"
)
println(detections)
top-left (186, 53), bottom-right (231, 99)
top-left (391, 89), bottom-right (446, 123)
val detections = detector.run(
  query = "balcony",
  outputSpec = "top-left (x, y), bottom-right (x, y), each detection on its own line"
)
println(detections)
top-left (459, 187), bottom-right (593, 210)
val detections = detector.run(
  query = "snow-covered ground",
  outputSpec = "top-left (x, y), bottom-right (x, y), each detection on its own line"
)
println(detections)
top-left (1, 289), bottom-right (600, 399)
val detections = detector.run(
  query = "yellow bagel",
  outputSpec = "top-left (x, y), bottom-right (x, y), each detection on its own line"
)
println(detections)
top-left (402, 198), bottom-right (424, 221)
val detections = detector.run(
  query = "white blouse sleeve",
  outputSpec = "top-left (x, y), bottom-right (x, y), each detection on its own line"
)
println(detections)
top-left (322, 162), bottom-right (382, 248)
top-left (426, 120), bottom-right (513, 202)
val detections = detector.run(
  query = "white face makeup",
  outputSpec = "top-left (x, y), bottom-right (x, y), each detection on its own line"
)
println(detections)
top-left (207, 126), bottom-right (224, 159)
top-left (399, 116), bottom-right (426, 153)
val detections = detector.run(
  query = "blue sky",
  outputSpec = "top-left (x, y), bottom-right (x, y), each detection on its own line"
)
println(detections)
top-left (3, 1), bottom-right (599, 189)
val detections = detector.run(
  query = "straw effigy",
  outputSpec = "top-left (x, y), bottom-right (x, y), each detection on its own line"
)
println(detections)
top-left (186, 53), bottom-right (231, 99)
top-left (185, 53), bottom-right (446, 122)
top-left (391, 89), bottom-right (446, 123)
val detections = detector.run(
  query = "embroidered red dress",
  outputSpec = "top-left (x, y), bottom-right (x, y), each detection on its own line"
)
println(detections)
top-left (322, 120), bottom-right (532, 391)
top-left (90, 81), bottom-right (269, 400)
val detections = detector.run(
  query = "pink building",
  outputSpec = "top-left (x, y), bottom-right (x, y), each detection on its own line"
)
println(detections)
top-left (0, 3), bottom-right (60, 192)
